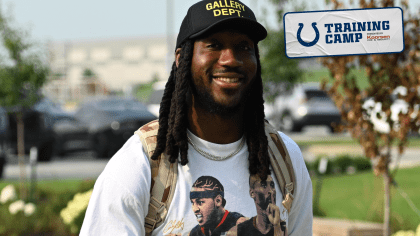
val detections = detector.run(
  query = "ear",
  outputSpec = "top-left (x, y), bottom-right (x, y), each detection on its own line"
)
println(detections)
top-left (175, 48), bottom-right (182, 68)
top-left (214, 195), bottom-right (223, 207)
top-left (249, 188), bottom-right (255, 198)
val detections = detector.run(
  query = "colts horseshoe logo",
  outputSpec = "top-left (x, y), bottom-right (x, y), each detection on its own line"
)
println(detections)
top-left (297, 22), bottom-right (320, 47)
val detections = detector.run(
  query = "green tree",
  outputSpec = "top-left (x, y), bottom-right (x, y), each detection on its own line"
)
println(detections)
top-left (320, 1), bottom-right (420, 235)
top-left (82, 68), bottom-right (96, 78)
top-left (0, 8), bottom-right (49, 199)
top-left (258, 0), bottom-right (303, 102)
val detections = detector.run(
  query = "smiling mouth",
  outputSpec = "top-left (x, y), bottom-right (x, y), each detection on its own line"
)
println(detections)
top-left (214, 77), bottom-right (241, 83)
top-left (196, 214), bottom-right (203, 221)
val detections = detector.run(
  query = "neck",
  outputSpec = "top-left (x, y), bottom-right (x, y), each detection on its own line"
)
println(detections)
top-left (188, 96), bottom-right (245, 144)
top-left (254, 213), bottom-right (272, 234)
top-left (203, 209), bottom-right (226, 235)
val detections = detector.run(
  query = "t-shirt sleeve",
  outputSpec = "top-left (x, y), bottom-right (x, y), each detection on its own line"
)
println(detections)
top-left (80, 135), bottom-right (151, 236)
top-left (278, 132), bottom-right (313, 236)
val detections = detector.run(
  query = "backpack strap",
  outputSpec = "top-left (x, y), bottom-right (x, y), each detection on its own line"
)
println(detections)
top-left (264, 121), bottom-right (296, 213)
top-left (135, 120), bottom-right (178, 236)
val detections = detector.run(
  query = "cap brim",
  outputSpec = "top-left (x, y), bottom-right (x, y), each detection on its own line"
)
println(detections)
top-left (189, 17), bottom-right (267, 43)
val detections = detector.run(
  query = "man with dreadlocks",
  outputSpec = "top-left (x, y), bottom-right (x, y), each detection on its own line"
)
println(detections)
top-left (81, 0), bottom-right (313, 236)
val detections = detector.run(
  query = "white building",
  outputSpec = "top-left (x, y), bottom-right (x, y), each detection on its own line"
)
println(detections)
top-left (45, 35), bottom-right (174, 102)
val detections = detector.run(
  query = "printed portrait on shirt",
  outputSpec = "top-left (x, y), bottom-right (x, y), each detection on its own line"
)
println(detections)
top-left (188, 176), bottom-right (246, 236)
top-left (234, 174), bottom-right (285, 236)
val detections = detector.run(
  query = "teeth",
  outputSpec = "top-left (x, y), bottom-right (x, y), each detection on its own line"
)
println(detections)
top-left (196, 214), bottom-right (202, 220)
top-left (215, 77), bottom-right (240, 83)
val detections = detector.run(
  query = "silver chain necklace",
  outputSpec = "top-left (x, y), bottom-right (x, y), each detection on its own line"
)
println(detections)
top-left (187, 135), bottom-right (245, 161)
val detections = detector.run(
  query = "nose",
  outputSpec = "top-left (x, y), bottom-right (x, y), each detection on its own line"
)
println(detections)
top-left (192, 203), bottom-right (199, 213)
top-left (270, 189), bottom-right (276, 203)
top-left (218, 48), bottom-right (243, 68)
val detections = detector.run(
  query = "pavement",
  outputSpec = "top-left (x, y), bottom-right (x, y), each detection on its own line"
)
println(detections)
top-left (301, 144), bottom-right (420, 169)
top-left (2, 125), bottom-right (419, 180)
top-left (285, 126), bottom-right (420, 169)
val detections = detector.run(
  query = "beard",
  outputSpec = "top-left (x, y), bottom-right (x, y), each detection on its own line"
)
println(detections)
top-left (257, 191), bottom-right (276, 211)
top-left (202, 204), bottom-right (221, 227)
top-left (257, 192), bottom-right (271, 211)
top-left (190, 76), bottom-right (255, 117)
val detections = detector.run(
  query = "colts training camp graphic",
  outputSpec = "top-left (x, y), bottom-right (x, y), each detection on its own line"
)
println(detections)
top-left (284, 8), bottom-right (404, 58)
top-left (297, 22), bottom-right (320, 47)
top-left (296, 20), bottom-right (390, 47)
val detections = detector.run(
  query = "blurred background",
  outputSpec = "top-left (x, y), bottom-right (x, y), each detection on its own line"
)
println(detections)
top-left (0, 0), bottom-right (419, 235)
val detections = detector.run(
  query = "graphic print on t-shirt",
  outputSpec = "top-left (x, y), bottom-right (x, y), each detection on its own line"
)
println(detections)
top-left (188, 176), bottom-right (246, 236)
top-left (178, 175), bottom-right (285, 236)
top-left (236, 174), bottom-right (285, 236)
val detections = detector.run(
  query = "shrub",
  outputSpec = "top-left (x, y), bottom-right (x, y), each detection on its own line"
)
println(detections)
top-left (0, 179), bottom-right (95, 236)
top-left (308, 154), bottom-right (373, 176)
top-left (391, 224), bottom-right (420, 236)
top-left (332, 155), bottom-right (354, 173)
top-left (353, 156), bottom-right (372, 171)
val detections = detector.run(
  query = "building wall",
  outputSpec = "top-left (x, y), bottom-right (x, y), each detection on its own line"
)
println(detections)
top-left (46, 35), bottom-right (174, 101)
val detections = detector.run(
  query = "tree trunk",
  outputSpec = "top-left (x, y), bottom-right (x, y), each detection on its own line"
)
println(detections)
top-left (383, 169), bottom-right (391, 236)
top-left (383, 141), bottom-right (392, 236)
top-left (16, 111), bottom-right (27, 200)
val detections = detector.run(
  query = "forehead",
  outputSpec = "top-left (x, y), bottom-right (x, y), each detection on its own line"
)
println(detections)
top-left (259, 175), bottom-right (273, 183)
top-left (251, 175), bottom-right (274, 186)
top-left (191, 187), bottom-right (208, 192)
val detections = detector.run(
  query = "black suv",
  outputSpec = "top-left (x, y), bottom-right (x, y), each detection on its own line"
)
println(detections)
top-left (0, 107), bottom-right (9, 178)
top-left (6, 98), bottom-right (72, 162)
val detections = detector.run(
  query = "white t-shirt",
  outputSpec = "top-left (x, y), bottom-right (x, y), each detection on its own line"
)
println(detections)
top-left (80, 130), bottom-right (313, 236)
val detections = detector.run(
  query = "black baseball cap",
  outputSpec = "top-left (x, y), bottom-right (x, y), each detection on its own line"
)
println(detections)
top-left (176, 0), bottom-right (267, 49)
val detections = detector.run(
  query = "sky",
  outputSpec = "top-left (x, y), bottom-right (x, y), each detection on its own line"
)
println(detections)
top-left (1, 0), bottom-right (419, 43)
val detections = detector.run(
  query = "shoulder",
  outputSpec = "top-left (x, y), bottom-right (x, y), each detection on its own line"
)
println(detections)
top-left (223, 211), bottom-right (247, 228)
top-left (276, 132), bottom-right (313, 233)
top-left (276, 130), bottom-right (309, 179)
top-left (277, 131), bottom-right (302, 157)
top-left (237, 217), bottom-right (253, 230)
top-left (189, 225), bottom-right (202, 236)
top-left (229, 211), bottom-right (245, 220)
top-left (95, 133), bottom-right (152, 202)
top-left (81, 134), bottom-right (152, 235)
top-left (276, 131), bottom-right (306, 172)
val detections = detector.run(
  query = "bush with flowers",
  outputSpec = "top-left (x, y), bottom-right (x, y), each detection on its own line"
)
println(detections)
top-left (60, 188), bottom-right (93, 235)
top-left (0, 179), bottom-right (95, 235)
top-left (392, 225), bottom-right (420, 236)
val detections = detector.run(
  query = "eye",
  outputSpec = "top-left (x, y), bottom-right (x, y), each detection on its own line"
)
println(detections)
top-left (238, 42), bottom-right (253, 51)
top-left (241, 45), bottom-right (251, 50)
top-left (207, 43), bottom-right (220, 49)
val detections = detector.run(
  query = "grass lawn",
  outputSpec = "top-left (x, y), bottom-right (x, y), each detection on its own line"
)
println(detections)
top-left (296, 136), bottom-right (420, 148)
top-left (302, 67), bottom-right (370, 90)
top-left (314, 166), bottom-right (420, 232)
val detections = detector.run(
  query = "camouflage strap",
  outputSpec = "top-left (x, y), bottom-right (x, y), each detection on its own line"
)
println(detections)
top-left (264, 121), bottom-right (296, 213)
top-left (135, 120), bottom-right (178, 236)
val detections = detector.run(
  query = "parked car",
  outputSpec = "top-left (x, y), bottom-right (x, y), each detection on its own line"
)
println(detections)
top-left (5, 97), bottom-right (72, 162)
top-left (53, 114), bottom-right (90, 157)
top-left (362, 86), bottom-right (420, 134)
top-left (265, 82), bottom-right (341, 133)
top-left (0, 107), bottom-right (10, 178)
top-left (55, 96), bottom-right (157, 158)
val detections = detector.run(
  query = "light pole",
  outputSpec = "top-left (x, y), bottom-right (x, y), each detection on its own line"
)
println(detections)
top-left (166, 0), bottom-right (175, 76)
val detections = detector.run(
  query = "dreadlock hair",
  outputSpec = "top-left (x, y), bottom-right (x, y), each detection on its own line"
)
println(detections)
top-left (150, 38), bottom-right (271, 180)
